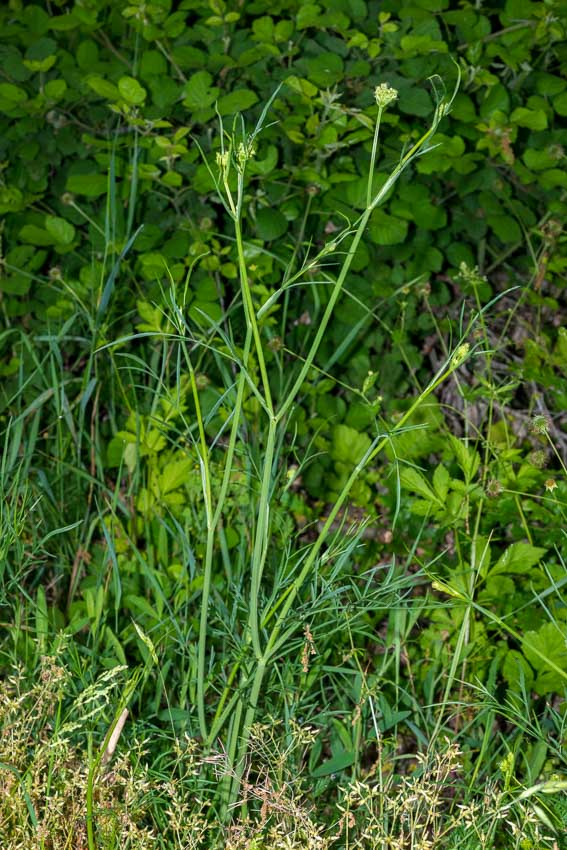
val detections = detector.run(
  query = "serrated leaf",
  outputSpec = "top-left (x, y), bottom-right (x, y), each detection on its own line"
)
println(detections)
top-left (432, 464), bottom-right (450, 501)
top-left (182, 70), bottom-right (219, 111)
top-left (448, 435), bottom-right (480, 482)
top-left (490, 543), bottom-right (546, 576)
top-left (331, 425), bottom-right (371, 466)
top-left (523, 623), bottom-right (567, 695)
top-left (400, 467), bottom-right (441, 504)
top-left (369, 209), bottom-right (408, 245)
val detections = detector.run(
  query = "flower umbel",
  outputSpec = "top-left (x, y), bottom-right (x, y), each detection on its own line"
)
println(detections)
top-left (374, 83), bottom-right (398, 108)
top-left (451, 343), bottom-right (470, 367)
top-left (236, 138), bottom-right (256, 169)
top-left (216, 150), bottom-right (230, 172)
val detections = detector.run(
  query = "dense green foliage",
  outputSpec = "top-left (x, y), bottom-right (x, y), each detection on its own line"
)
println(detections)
top-left (1, 1), bottom-right (566, 847)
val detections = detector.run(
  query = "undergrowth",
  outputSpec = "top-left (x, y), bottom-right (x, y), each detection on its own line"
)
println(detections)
top-left (1, 651), bottom-right (566, 849)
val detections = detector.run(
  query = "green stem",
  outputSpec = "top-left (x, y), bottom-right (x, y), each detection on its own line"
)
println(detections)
top-left (276, 206), bottom-right (372, 423)
top-left (366, 105), bottom-right (383, 209)
top-left (197, 330), bottom-right (252, 742)
top-left (235, 217), bottom-right (274, 417)
top-left (249, 415), bottom-right (278, 659)
top-left (228, 661), bottom-right (266, 807)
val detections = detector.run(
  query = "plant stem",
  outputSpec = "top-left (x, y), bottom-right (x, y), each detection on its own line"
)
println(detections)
top-left (367, 105), bottom-right (383, 209)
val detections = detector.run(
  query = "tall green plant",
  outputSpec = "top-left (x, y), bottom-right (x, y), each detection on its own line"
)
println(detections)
top-left (181, 76), bottom-right (472, 811)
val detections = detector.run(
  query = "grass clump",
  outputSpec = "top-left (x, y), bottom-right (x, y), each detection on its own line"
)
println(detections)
top-left (2, 652), bottom-right (565, 849)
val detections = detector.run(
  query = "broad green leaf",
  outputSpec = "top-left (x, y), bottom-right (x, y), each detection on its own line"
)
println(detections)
top-left (87, 75), bottom-right (120, 100)
top-left (255, 208), bottom-right (288, 241)
top-left (188, 300), bottom-right (223, 324)
top-left (369, 209), bottom-right (408, 245)
top-left (553, 91), bottom-right (567, 116)
top-left (45, 215), bottom-right (75, 245)
top-left (140, 50), bottom-right (168, 77)
top-left (19, 224), bottom-right (53, 246)
top-left (0, 185), bottom-right (25, 214)
top-left (535, 72), bottom-right (566, 96)
top-left (331, 425), bottom-right (371, 466)
top-left (297, 3), bottom-right (321, 29)
top-left (45, 79), bottom-right (67, 99)
top-left (490, 542), bottom-right (546, 576)
top-left (159, 459), bottom-right (192, 495)
top-left (400, 34), bottom-right (448, 56)
top-left (539, 169), bottom-right (567, 190)
top-left (488, 214), bottom-right (522, 243)
top-left (252, 15), bottom-right (274, 42)
top-left (118, 75), bottom-right (146, 104)
top-left (285, 75), bottom-right (317, 98)
top-left (449, 436), bottom-right (480, 482)
top-left (217, 88), bottom-right (258, 115)
top-left (398, 86), bottom-right (432, 117)
top-left (76, 40), bottom-right (99, 69)
top-left (510, 107), bottom-right (547, 130)
top-left (65, 173), bottom-right (108, 197)
top-left (432, 464), bottom-right (450, 501)
top-left (182, 70), bottom-right (219, 111)
top-left (400, 467), bottom-right (441, 504)
top-left (311, 749), bottom-right (355, 778)
top-left (0, 82), bottom-right (28, 108)
top-left (523, 623), bottom-right (567, 695)
top-left (523, 148), bottom-right (558, 171)
top-left (306, 52), bottom-right (344, 87)
top-left (480, 83), bottom-right (510, 119)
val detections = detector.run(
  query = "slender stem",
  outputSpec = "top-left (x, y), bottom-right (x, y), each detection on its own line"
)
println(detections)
top-left (228, 661), bottom-right (266, 807)
top-left (276, 206), bottom-right (372, 423)
top-left (249, 415), bottom-right (278, 659)
top-left (86, 734), bottom-right (96, 850)
top-left (234, 218), bottom-right (274, 417)
top-left (188, 357), bottom-right (215, 742)
top-left (196, 329), bottom-right (252, 741)
top-left (367, 105), bottom-right (383, 209)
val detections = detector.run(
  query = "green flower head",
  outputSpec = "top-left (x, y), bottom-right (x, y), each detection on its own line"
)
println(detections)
top-left (374, 83), bottom-right (398, 108)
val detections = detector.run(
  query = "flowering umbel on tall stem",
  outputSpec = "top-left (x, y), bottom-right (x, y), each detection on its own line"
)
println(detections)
top-left (367, 83), bottom-right (399, 208)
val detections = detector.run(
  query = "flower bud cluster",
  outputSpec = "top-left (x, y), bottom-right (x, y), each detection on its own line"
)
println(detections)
top-left (236, 138), bottom-right (256, 168)
top-left (374, 83), bottom-right (398, 108)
